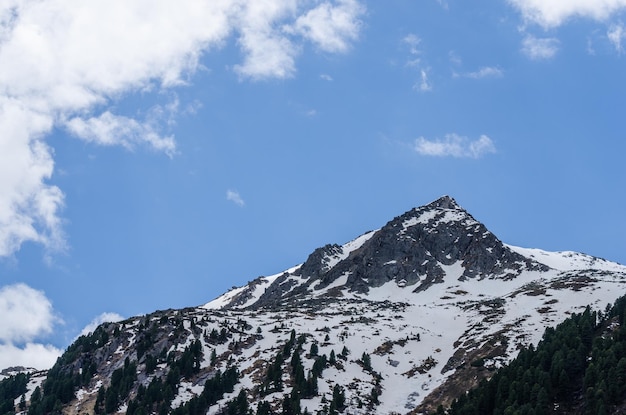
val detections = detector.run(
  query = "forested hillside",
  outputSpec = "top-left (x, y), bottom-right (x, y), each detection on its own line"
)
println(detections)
top-left (446, 295), bottom-right (626, 415)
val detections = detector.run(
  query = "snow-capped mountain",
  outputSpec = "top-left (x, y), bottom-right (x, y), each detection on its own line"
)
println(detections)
top-left (13, 196), bottom-right (626, 415)
top-left (204, 196), bottom-right (553, 310)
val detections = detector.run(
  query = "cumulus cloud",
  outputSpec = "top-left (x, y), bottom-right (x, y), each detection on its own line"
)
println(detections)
top-left (0, 283), bottom-right (62, 370)
top-left (415, 134), bottom-right (496, 158)
top-left (291, 0), bottom-right (364, 53)
top-left (0, 283), bottom-right (59, 344)
top-left (226, 190), bottom-right (245, 207)
top-left (79, 312), bottom-right (124, 337)
top-left (521, 35), bottom-right (560, 59)
top-left (508, 0), bottom-right (626, 28)
top-left (0, 0), bottom-right (365, 258)
top-left (0, 343), bottom-right (62, 371)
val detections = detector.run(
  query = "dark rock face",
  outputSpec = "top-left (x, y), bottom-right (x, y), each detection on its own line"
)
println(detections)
top-left (300, 244), bottom-right (343, 279)
top-left (245, 196), bottom-right (549, 308)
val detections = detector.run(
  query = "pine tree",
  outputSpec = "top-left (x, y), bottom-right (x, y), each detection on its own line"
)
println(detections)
top-left (361, 352), bottom-right (372, 371)
top-left (329, 350), bottom-right (336, 365)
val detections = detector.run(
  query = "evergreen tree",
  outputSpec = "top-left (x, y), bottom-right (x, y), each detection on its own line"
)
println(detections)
top-left (309, 343), bottom-right (318, 357)
top-left (361, 352), bottom-right (372, 371)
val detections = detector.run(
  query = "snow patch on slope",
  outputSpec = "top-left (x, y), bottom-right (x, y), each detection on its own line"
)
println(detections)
top-left (507, 245), bottom-right (626, 272)
top-left (202, 265), bottom-right (301, 310)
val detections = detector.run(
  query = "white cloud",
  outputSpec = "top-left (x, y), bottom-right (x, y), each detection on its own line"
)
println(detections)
top-left (234, 0), bottom-right (364, 79)
top-left (320, 73), bottom-right (334, 81)
top-left (0, 283), bottom-right (59, 344)
top-left (608, 23), bottom-right (625, 53)
top-left (291, 0), bottom-right (364, 53)
top-left (227, 190), bottom-right (245, 207)
top-left (79, 312), bottom-right (124, 337)
top-left (0, 0), bottom-right (365, 257)
top-left (508, 0), bottom-right (626, 28)
top-left (521, 35), bottom-right (560, 59)
top-left (0, 343), bottom-right (62, 371)
top-left (64, 112), bottom-right (176, 156)
top-left (0, 103), bottom-right (65, 256)
top-left (465, 66), bottom-right (504, 79)
top-left (415, 134), bottom-right (496, 158)
top-left (448, 50), bottom-right (462, 66)
top-left (403, 33), bottom-right (422, 67)
top-left (415, 69), bottom-right (432, 92)
top-left (0, 283), bottom-right (62, 370)
top-left (403, 33), bottom-right (421, 51)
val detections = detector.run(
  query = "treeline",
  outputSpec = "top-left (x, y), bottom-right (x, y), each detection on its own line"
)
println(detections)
top-left (446, 295), bottom-right (626, 415)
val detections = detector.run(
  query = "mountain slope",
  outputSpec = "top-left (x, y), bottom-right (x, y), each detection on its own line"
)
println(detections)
top-left (447, 295), bottom-right (626, 415)
top-left (13, 196), bottom-right (626, 415)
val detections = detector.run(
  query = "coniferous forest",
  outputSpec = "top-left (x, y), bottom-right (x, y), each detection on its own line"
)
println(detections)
top-left (447, 295), bottom-right (626, 415)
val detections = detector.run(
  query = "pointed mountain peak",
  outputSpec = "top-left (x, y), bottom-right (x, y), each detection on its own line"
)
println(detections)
top-left (426, 195), bottom-right (461, 210)
top-left (395, 195), bottom-right (475, 232)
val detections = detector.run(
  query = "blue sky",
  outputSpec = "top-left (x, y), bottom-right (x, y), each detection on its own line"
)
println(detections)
top-left (1, 0), bottom-right (625, 369)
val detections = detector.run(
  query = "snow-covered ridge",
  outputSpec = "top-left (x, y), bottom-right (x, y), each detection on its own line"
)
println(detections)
top-left (203, 230), bottom-right (379, 310)
top-left (320, 229), bottom-right (378, 271)
top-left (506, 245), bottom-right (626, 272)
top-left (203, 265), bottom-right (301, 310)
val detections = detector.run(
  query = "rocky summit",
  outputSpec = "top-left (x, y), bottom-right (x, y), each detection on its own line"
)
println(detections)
top-left (8, 196), bottom-right (626, 415)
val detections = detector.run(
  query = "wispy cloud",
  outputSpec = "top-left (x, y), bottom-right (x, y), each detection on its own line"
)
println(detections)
top-left (0, 0), bottom-right (365, 258)
top-left (65, 111), bottom-right (176, 156)
top-left (402, 34), bottom-right (434, 91)
top-left (0, 283), bottom-right (62, 369)
top-left (403, 33), bottom-right (422, 67)
top-left (415, 134), bottom-right (496, 158)
top-left (454, 66), bottom-right (504, 79)
top-left (226, 190), bottom-right (245, 207)
top-left (465, 66), bottom-right (504, 79)
top-left (508, 0), bottom-right (626, 28)
top-left (521, 35), bottom-right (560, 59)
top-left (415, 69), bottom-right (433, 92)
top-left (608, 23), bottom-right (625, 53)
top-left (320, 74), bottom-right (334, 81)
